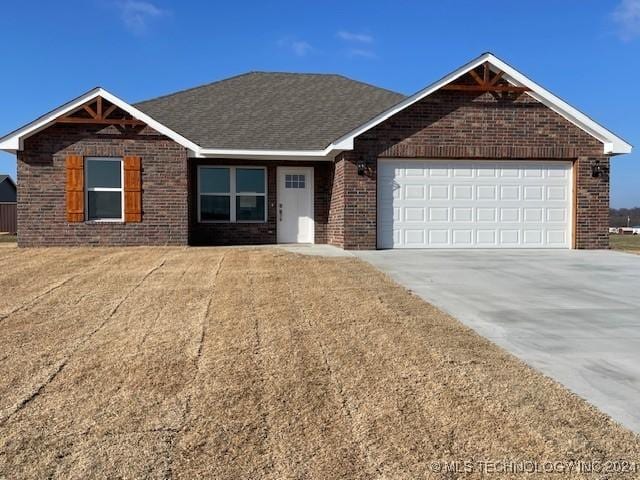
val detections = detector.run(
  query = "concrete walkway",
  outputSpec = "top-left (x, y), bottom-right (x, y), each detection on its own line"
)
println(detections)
top-left (354, 249), bottom-right (640, 433)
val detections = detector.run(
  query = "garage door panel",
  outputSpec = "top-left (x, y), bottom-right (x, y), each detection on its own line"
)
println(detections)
top-left (500, 208), bottom-right (520, 222)
top-left (405, 229), bottom-right (425, 246)
top-left (428, 185), bottom-right (449, 200)
top-left (499, 167), bottom-right (521, 178)
top-left (428, 166), bottom-right (450, 177)
top-left (547, 186), bottom-right (567, 201)
top-left (547, 230), bottom-right (567, 245)
top-left (500, 185), bottom-right (520, 201)
top-left (378, 160), bottom-right (572, 249)
top-left (547, 208), bottom-right (567, 222)
top-left (453, 207), bottom-right (473, 222)
top-left (453, 185), bottom-right (473, 200)
top-left (500, 230), bottom-right (520, 244)
top-left (453, 167), bottom-right (473, 177)
top-left (546, 164), bottom-right (569, 177)
top-left (453, 229), bottom-right (473, 244)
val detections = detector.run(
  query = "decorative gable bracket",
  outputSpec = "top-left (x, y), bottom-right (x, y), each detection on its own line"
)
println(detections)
top-left (56, 96), bottom-right (145, 127)
top-left (441, 62), bottom-right (532, 94)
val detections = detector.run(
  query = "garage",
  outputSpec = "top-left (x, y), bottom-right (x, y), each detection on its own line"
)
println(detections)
top-left (377, 160), bottom-right (573, 249)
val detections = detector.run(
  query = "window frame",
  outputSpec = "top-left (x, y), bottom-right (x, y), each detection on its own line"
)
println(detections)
top-left (84, 157), bottom-right (124, 223)
top-left (197, 165), bottom-right (267, 224)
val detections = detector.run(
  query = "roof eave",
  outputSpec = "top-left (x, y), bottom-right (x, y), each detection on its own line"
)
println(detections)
top-left (197, 147), bottom-right (343, 161)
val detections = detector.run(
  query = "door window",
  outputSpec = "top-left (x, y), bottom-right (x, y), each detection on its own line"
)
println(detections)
top-left (285, 174), bottom-right (305, 189)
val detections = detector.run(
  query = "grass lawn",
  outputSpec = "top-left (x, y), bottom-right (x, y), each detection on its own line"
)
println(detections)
top-left (0, 234), bottom-right (16, 243)
top-left (611, 234), bottom-right (640, 253)
top-left (0, 247), bottom-right (639, 478)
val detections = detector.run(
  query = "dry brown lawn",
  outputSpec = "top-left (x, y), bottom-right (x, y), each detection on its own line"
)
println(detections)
top-left (0, 247), bottom-right (639, 479)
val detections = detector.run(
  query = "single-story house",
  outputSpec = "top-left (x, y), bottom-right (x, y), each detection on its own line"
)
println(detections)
top-left (0, 174), bottom-right (17, 234)
top-left (0, 53), bottom-right (632, 249)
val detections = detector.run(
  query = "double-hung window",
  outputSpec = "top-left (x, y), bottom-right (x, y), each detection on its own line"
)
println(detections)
top-left (85, 158), bottom-right (124, 221)
top-left (198, 166), bottom-right (266, 223)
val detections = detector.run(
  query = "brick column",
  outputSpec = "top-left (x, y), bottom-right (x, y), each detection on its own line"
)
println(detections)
top-left (575, 156), bottom-right (610, 249)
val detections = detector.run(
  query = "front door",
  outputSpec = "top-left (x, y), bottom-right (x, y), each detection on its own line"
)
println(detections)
top-left (277, 167), bottom-right (314, 243)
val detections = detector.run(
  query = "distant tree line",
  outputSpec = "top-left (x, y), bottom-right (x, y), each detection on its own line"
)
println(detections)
top-left (610, 208), bottom-right (640, 227)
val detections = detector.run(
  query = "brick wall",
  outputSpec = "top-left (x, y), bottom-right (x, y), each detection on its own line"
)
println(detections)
top-left (575, 156), bottom-right (610, 249)
top-left (189, 159), bottom-right (330, 245)
top-left (330, 82), bottom-right (609, 250)
top-left (17, 123), bottom-right (189, 246)
top-left (327, 157), bottom-right (345, 247)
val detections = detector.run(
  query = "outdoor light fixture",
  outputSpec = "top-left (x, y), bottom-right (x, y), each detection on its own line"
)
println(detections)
top-left (357, 158), bottom-right (366, 175)
top-left (591, 159), bottom-right (604, 178)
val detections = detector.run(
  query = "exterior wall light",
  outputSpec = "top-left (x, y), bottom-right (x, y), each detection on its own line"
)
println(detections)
top-left (357, 158), bottom-right (366, 175)
top-left (591, 159), bottom-right (604, 178)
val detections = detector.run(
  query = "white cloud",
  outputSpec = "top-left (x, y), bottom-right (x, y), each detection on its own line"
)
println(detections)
top-left (612, 0), bottom-right (640, 40)
top-left (117, 0), bottom-right (168, 35)
top-left (337, 30), bottom-right (373, 43)
top-left (278, 37), bottom-right (313, 57)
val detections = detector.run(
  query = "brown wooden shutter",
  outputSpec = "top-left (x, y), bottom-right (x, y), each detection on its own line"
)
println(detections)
top-left (124, 156), bottom-right (142, 222)
top-left (66, 155), bottom-right (84, 222)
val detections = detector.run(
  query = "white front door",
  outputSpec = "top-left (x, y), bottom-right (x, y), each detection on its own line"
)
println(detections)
top-left (277, 167), bottom-right (314, 243)
top-left (378, 159), bottom-right (573, 249)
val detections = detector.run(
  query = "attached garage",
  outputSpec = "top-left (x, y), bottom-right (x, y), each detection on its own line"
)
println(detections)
top-left (377, 160), bottom-right (573, 249)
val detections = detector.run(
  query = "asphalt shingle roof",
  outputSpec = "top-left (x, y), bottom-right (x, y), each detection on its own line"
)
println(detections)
top-left (134, 72), bottom-right (406, 150)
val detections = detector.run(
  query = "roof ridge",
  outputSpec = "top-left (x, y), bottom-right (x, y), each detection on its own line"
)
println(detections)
top-left (331, 74), bottom-right (405, 98)
top-left (134, 71), bottom-right (257, 106)
top-left (247, 71), bottom-right (344, 76)
top-left (134, 71), bottom-right (404, 106)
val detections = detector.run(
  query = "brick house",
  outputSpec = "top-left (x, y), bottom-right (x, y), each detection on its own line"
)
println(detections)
top-left (0, 53), bottom-right (631, 249)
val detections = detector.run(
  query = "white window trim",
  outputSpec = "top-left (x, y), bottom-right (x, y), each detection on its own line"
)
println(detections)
top-left (85, 157), bottom-right (124, 223)
top-left (197, 165), bottom-right (267, 223)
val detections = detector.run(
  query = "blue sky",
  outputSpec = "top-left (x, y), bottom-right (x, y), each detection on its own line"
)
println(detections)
top-left (0, 0), bottom-right (638, 207)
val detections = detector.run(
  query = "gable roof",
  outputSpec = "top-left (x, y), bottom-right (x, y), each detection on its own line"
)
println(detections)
top-left (0, 175), bottom-right (16, 203)
top-left (330, 53), bottom-right (632, 155)
top-left (135, 72), bottom-right (405, 152)
top-left (0, 175), bottom-right (16, 188)
top-left (0, 53), bottom-right (631, 158)
top-left (0, 88), bottom-right (202, 155)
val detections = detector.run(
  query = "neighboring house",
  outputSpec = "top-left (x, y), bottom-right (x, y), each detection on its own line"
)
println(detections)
top-left (0, 53), bottom-right (632, 249)
top-left (0, 175), bottom-right (17, 234)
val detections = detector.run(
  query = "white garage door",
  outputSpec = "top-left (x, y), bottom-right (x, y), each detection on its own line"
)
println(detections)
top-left (378, 160), bottom-right (572, 249)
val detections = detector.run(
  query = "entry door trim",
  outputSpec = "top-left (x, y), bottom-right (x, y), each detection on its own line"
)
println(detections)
top-left (277, 166), bottom-right (315, 244)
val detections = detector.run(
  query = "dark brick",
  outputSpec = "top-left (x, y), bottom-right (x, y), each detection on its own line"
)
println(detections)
top-left (328, 84), bottom-right (609, 250)
top-left (17, 124), bottom-right (189, 246)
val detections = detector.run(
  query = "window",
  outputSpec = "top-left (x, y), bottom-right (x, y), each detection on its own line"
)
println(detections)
top-left (285, 174), bottom-right (306, 189)
top-left (85, 158), bottom-right (123, 221)
top-left (198, 166), bottom-right (266, 223)
top-left (199, 168), bottom-right (231, 221)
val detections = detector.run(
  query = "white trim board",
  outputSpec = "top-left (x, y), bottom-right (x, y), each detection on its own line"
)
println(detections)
top-left (0, 53), bottom-right (631, 158)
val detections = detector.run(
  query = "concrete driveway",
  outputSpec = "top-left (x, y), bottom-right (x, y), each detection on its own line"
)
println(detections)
top-left (354, 249), bottom-right (640, 433)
